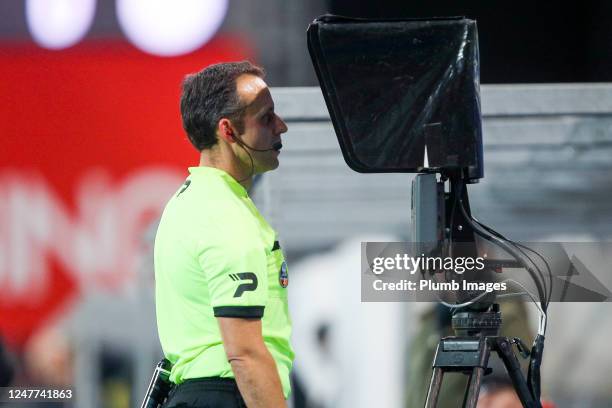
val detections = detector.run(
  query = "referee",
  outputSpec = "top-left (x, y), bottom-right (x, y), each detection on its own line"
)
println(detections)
top-left (155, 62), bottom-right (293, 408)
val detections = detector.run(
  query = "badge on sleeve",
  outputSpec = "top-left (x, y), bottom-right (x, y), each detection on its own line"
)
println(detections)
top-left (279, 261), bottom-right (289, 288)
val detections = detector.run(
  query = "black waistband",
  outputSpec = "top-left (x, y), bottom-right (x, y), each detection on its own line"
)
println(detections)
top-left (178, 377), bottom-right (239, 391)
top-left (166, 377), bottom-right (246, 407)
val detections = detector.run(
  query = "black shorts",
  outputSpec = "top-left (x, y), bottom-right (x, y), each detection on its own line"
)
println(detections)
top-left (163, 377), bottom-right (247, 408)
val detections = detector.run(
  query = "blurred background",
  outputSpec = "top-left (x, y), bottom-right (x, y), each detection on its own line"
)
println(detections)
top-left (1, 1), bottom-right (612, 407)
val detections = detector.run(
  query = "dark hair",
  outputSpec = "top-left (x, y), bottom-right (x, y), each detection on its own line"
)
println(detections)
top-left (180, 61), bottom-right (265, 150)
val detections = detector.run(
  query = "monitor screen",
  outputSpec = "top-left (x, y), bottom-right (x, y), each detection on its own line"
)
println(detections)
top-left (308, 15), bottom-right (484, 180)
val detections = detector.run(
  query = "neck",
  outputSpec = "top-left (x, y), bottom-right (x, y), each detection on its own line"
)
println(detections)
top-left (199, 145), bottom-right (253, 190)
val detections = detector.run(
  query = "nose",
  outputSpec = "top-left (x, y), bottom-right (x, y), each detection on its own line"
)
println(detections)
top-left (276, 114), bottom-right (288, 134)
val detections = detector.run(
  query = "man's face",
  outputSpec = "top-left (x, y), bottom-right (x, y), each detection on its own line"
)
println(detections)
top-left (232, 74), bottom-right (288, 174)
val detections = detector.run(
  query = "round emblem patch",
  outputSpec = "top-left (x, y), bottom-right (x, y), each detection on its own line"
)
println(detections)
top-left (279, 261), bottom-right (289, 288)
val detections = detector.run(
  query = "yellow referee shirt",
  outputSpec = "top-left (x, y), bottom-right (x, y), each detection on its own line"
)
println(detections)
top-left (154, 166), bottom-right (294, 397)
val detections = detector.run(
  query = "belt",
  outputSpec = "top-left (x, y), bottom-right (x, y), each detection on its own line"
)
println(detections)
top-left (177, 377), bottom-right (240, 392)
top-left (165, 377), bottom-right (246, 408)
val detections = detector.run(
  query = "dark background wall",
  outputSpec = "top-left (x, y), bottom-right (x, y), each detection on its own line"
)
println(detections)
top-left (329, 0), bottom-right (612, 83)
top-left (1, 1), bottom-right (611, 85)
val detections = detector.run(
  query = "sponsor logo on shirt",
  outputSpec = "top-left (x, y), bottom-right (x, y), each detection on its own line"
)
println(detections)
top-left (229, 272), bottom-right (258, 297)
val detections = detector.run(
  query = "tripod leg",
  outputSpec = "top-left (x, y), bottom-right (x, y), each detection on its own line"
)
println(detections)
top-left (462, 367), bottom-right (485, 408)
top-left (424, 367), bottom-right (444, 408)
top-left (494, 338), bottom-right (541, 408)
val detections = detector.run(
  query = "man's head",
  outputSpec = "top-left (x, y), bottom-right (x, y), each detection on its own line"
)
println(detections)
top-left (180, 61), bottom-right (287, 176)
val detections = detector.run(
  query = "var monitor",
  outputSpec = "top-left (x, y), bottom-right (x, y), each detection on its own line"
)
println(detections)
top-left (307, 15), bottom-right (484, 181)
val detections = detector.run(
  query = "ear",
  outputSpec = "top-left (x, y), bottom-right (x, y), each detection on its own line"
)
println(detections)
top-left (217, 118), bottom-right (236, 144)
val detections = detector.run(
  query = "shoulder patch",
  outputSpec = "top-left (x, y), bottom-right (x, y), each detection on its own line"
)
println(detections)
top-left (279, 261), bottom-right (289, 288)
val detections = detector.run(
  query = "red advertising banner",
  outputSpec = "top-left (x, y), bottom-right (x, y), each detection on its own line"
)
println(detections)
top-left (0, 36), bottom-right (253, 348)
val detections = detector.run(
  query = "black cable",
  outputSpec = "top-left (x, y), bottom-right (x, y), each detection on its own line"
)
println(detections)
top-left (466, 211), bottom-right (550, 311)
top-left (236, 144), bottom-right (256, 184)
top-left (457, 191), bottom-right (548, 402)
top-left (452, 180), bottom-right (549, 309)
top-left (513, 247), bottom-right (548, 311)
top-left (470, 216), bottom-right (553, 311)
top-left (466, 211), bottom-right (549, 310)
top-left (233, 136), bottom-right (281, 184)
top-left (458, 199), bottom-right (548, 313)
top-left (470, 222), bottom-right (547, 313)
top-left (515, 243), bottom-right (553, 310)
top-left (463, 196), bottom-right (549, 403)
top-left (484, 227), bottom-right (549, 311)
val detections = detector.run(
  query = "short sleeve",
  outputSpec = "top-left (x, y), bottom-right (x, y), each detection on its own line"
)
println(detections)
top-left (198, 233), bottom-right (268, 319)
